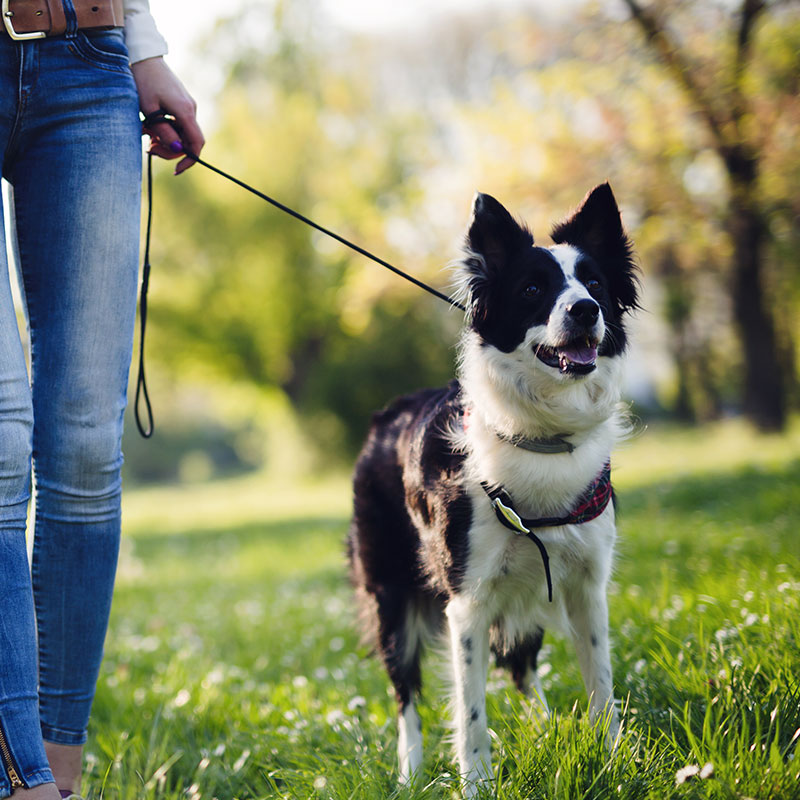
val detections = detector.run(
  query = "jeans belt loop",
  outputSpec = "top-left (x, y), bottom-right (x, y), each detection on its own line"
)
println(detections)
top-left (58, 0), bottom-right (76, 37)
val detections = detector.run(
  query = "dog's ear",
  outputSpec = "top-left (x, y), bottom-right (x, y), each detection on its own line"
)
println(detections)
top-left (465, 193), bottom-right (532, 275)
top-left (551, 183), bottom-right (639, 313)
top-left (550, 183), bottom-right (625, 259)
top-left (457, 193), bottom-right (533, 321)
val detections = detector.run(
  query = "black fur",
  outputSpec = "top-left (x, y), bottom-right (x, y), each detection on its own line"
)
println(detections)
top-left (349, 381), bottom-right (470, 708)
top-left (348, 184), bottom-right (639, 775)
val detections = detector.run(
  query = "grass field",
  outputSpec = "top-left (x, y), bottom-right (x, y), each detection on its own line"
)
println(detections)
top-left (83, 418), bottom-right (800, 799)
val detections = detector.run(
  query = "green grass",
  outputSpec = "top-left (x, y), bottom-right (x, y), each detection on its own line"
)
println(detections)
top-left (83, 418), bottom-right (800, 799)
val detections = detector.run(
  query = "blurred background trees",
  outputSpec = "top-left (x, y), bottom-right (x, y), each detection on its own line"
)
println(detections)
top-left (623, 0), bottom-right (798, 430)
top-left (124, 0), bottom-right (800, 481)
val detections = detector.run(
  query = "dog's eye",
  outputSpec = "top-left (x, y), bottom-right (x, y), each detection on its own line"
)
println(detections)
top-left (523, 284), bottom-right (540, 297)
top-left (585, 279), bottom-right (602, 296)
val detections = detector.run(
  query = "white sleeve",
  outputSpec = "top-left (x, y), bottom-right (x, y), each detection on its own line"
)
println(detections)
top-left (123, 0), bottom-right (169, 64)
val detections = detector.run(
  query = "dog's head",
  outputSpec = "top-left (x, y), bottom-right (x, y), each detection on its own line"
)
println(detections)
top-left (457, 183), bottom-right (639, 381)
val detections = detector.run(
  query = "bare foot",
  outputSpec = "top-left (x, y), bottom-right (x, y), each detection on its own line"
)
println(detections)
top-left (44, 741), bottom-right (82, 796)
top-left (10, 783), bottom-right (61, 799)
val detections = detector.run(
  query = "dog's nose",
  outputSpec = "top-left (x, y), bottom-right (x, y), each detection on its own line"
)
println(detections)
top-left (567, 299), bottom-right (600, 327)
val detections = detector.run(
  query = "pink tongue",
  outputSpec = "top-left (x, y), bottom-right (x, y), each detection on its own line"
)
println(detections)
top-left (560, 345), bottom-right (597, 365)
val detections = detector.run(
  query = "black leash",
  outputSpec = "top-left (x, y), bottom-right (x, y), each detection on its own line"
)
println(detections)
top-left (135, 110), bottom-right (465, 438)
top-left (134, 149), bottom-right (155, 438)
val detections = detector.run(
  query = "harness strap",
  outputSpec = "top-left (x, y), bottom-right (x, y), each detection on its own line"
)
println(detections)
top-left (481, 462), bottom-right (613, 603)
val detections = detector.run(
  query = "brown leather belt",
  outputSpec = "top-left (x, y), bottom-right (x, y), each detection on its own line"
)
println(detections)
top-left (1, 0), bottom-right (124, 39)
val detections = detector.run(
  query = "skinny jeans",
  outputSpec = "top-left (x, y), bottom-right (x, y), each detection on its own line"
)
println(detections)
top-left (0, 5), bottom-right (141, 794)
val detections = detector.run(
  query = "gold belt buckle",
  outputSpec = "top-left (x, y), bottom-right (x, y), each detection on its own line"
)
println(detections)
top-left (3, 0), bottom-right (47, 39)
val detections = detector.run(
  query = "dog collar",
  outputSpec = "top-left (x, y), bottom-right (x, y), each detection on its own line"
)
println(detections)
top-left (495, 430), bottom-right (575, 454)
top-left (461, 407), bottom-right (574, 454)
top-left (481, 462), bottom-right (613, 603)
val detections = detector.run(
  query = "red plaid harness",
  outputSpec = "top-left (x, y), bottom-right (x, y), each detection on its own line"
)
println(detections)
top-left (462, 406), bottom-right (614, 602)
top-left (480, 460), bottom-right (613, 604)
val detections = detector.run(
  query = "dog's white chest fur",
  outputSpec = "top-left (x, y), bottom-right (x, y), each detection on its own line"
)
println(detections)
top-left (349, 183), bottom-right (639, 796)
top-left (462, 482), bottom-right (616, 638)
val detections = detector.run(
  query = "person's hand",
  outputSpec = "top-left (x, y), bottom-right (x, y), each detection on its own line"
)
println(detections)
top-left (132, 56), bottom-right (204, 175)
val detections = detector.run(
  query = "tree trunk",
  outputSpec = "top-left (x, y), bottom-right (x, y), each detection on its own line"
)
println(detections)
top-left (726, 150), bottom-right (785, 430)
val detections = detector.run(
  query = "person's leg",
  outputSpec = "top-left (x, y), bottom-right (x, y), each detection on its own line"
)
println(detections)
top-left (0, 192), bottom-right (60, 800)
top-left (6, 23), bottom-right (141, 795)
top-left (0, 36), bottom-right (59, 800)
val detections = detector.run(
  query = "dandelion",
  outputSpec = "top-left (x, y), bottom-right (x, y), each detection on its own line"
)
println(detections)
top-left (313, 775), bottom-right (327, 790)
top-left (233, 749), bottom-right (250, 772)
top-left (675, 764), bottom-right (700, 785)
top-left (675, 762), bottom-right (714, 785)
top-left (292, 675), bottom-right (309, 688)
top-left (348, 695), bottom-right (367, 711)
top-left (537, 663), bottom-right (552, 678)
top-left (326, 709), bottom-right (346, 726)
top-left (715, 625), bottom-right (737, 643)
top-left (325, 596), bottom-right (345, 616)
top-left (203, 667), bottom-right (225, 687)
top-left (329, 636), bottom-right (345, 652)
top-left (173, 689), bottom-right (191, 708)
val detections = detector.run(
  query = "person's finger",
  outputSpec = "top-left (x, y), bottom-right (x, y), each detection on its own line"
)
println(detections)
top-left (169, 106), bottom-right (205, 174)
top-left (143, 119), bottom-right (183, 160)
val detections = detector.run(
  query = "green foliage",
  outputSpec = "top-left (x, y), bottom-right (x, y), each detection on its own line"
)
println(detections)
top-left (137, 0), bottom-right (800, 461)
top-left (144, 0), bottom-right (456, 461)
top-left (86, 420), bottom-right (800, 798)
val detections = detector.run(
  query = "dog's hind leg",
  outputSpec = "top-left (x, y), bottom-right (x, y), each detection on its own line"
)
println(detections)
top-left (495, 628), bottom-right (549, 713)
top-left (446, 596), bottom-right (492, 798)
top-left (373, 586), bottom-right (427, 784)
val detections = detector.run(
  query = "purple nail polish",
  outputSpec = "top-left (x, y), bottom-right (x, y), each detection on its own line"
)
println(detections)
top-left (170, 140), bottom-right (183, 153)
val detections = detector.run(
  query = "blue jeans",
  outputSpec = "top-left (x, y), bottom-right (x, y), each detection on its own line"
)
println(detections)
top-left (0, 7), bottom-right (141, 794)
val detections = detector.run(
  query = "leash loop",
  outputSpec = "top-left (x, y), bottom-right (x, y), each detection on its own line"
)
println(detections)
top-left (134, 147), bottom-right (155, 438)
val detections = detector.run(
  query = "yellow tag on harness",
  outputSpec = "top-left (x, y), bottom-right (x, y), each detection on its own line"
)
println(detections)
top-left (492, 497), bottom-right (531, 534)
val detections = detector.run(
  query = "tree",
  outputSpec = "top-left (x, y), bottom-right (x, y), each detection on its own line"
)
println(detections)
top-left (143, 0), bottom-right (459, 459)
top-left (622, 0), bottom-right (796, 430)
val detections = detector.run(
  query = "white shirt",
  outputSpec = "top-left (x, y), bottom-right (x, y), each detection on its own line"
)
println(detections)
top-left (123, 0), bottom-right (168, 64)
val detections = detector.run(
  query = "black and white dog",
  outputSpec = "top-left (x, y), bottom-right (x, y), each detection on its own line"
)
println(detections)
top-left (348, 184), bottom-right (639, 795)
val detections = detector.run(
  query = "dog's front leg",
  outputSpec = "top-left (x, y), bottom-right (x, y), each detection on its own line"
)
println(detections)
top-left (446, 596), bottom-right (492, 798)
top-left (566, 583), bottom-right (620, 746)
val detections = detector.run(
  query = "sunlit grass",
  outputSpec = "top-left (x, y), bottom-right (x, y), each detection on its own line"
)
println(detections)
top-left (83, 418), bottom-right (800, 799)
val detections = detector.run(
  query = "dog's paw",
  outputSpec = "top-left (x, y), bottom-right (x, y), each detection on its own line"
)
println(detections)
top-left (459, 760), bottom-right (493, 799)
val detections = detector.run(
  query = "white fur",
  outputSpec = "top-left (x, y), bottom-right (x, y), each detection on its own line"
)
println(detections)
top-left (376, 236), bottom-right (629, 794)
top-left (398, 701), bottom-right (423, 784)
top-left (442, 249), bottom-right (625, 793)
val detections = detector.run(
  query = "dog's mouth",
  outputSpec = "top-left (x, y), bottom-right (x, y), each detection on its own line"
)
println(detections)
top-left (535, 337), bottom-right (599, 375)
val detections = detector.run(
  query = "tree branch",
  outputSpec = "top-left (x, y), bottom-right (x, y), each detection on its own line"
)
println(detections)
top-left (621, 0), bottom-right (733, 149)
top-left (731, 0), bottom-right (766, 122)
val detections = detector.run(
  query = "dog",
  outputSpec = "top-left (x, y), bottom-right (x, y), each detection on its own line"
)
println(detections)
top-left (347, 183), bottom-right (639, 796)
